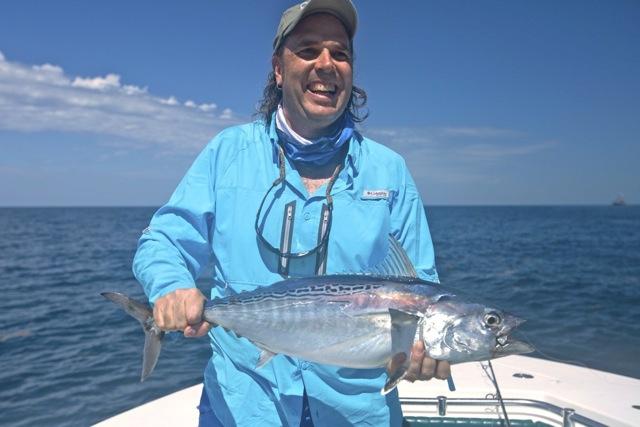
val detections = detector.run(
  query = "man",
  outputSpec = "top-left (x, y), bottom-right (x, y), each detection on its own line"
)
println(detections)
top-left (133, 1), bottom-right (450, 425)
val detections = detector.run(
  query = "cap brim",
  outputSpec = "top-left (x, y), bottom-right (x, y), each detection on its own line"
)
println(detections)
top-left (274, 0), bottom-right (357, 50)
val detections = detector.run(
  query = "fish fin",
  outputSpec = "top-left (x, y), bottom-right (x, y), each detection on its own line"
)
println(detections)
top-left (382, 352), bottom-right (409, 395)
top-left (389, 308), bottom-right (420, 352)
top-left (142, 327), bottom-right (164, 381)
top-left (101, 292), bottom-right (164, 382)
top-left (102, 291), bottom-right (152, 323)
top-left (380, 308), bottom-right (420, 394)
top-left (363, 235), bottom-right (419, 279)
top-left (256, 349), bottom-right (277, 368)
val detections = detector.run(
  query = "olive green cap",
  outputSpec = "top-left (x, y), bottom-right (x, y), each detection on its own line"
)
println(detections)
top-left (273, 0), bottom-right (358, 51)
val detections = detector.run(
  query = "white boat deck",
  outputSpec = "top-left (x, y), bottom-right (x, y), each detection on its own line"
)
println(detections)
top-left (94, 355), bottom-right (640, 426)
top-left (400, 355), bottom-right (640, 426)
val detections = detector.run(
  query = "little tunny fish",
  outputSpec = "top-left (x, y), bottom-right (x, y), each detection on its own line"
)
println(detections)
top-left (103, 236), bottom-right (533, 393)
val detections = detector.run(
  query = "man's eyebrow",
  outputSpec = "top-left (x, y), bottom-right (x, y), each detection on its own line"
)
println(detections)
top-left (292, 38), bottom-right (350, 50)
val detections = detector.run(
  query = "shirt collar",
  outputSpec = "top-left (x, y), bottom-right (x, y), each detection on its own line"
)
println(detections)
top-left (267, 113), bottom-right (362, 181)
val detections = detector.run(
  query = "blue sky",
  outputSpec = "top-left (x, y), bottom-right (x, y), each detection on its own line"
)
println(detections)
top-left (0, 0), bottom-right (638, 206)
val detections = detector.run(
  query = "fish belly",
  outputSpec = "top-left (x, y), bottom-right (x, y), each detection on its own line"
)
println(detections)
top-left (207, 298), bottom-right (395, 369)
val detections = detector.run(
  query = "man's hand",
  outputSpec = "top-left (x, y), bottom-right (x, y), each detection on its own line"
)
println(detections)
top-left (387, 341), bottom-right (451, 382)
top-left (153, 288), bottom-right (212, 337)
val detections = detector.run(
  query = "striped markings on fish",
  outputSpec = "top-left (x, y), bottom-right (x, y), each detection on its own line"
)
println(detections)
top-left (102, 235), bottom-right (533, 394)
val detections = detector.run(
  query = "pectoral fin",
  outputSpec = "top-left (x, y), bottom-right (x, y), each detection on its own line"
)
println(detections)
top-left (389, 308), bottom-right (420, 355)
top-left (381, 308), bottom-right (421, 394)
top-left (382, 352), bottom-right (409, 395)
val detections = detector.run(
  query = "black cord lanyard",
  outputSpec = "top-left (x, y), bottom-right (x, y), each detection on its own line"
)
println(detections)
top-left (254, 145), bottom-right (342, 261)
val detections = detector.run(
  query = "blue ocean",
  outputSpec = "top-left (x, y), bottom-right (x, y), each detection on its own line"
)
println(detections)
top-left (0, 206), bottom-right (638, 426)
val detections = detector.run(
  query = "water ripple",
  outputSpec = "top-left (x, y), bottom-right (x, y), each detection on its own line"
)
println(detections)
top-left (0, 206), bottom-right (638, 426)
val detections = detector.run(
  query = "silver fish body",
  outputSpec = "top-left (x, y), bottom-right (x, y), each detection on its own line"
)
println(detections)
top-left (103, 236), bottom-right (533, 392)
top-left (203, 275), bottom-right (533, 379)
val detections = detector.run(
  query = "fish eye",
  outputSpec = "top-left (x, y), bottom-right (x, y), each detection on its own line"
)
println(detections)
top-left (484, 312), bottom-right (502, 327)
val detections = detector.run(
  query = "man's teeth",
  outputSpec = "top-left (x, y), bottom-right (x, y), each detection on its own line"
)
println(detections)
top-left (308, 83), bottom-right (336, 94)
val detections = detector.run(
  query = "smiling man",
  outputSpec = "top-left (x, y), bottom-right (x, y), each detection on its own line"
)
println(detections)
top-left (275, 13), bottom-right (352, 137)
top-left (133, 1), bottom-right (448, 426)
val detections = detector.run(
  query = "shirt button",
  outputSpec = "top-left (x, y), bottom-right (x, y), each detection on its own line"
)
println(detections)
top-left (303, 212), bottom-right (311, 221)
top-left (301, 361), bottom-right (310, 369)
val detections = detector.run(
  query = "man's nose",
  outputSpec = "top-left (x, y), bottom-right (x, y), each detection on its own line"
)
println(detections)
top-left (315, 49), bottom-right (335, 72)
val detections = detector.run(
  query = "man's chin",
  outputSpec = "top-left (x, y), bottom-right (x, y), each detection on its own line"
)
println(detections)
top-left (304, 105), bottom-right (348, 124)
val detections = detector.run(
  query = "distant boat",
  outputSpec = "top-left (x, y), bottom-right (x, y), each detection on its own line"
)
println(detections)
top-left (612, 194), bottom-right (626, 206)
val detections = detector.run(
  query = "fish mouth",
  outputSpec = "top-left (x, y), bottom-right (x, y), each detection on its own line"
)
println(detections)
top-left (497, 335), bottom-right (509, 346)
top-left (491, 313), bottom-right (534, 357)
top-left (493, 333), bottom-right (535, 357)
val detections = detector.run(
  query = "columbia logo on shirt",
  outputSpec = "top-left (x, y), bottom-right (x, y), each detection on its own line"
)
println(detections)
top-left (361, 190), bottom-right (390, 200)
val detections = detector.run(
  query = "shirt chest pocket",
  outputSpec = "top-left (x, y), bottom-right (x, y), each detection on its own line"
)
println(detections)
top-left (213, 187), bottom-right (278, 284)
top-left (327, 196), bottom-right (391, 272)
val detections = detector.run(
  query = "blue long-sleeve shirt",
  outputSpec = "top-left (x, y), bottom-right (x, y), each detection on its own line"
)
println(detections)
top-left (133, 118), bottom-right (438, 426)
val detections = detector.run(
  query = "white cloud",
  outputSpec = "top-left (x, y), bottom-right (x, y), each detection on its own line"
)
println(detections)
top-left (199, 103), bottom-right (216, 112)
top-left (440, 127), bottom-right (523, 138)
top-left (0, 51), bottom-right (241, 152)
top-left (160, 96), bottom-right (179, 106)
top-left (367, 126), bottom-right (556, 192)
top-left (122, 84), bottom-right (147, 95)
top-left (220, 108), bottom-right (233, 119)
top-left (458, 141), bottom-right (556, 159)
top-left (72, 73), bottom-right (122, 91)
top-left (369, 126), bottom-right (552, 161)
top-left (33, 63), bottom-right (64, 74)
top-left (28, 63), bottom-right (69, 85)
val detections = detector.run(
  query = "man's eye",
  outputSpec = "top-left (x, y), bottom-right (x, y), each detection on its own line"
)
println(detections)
top-left (297, 48), bottom-right (318, 59)
top-left (332, 51), bottom-right (351, 61)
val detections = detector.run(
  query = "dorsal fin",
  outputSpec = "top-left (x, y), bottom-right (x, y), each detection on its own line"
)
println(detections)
top-left (366, 235), bottom-right (418, 278)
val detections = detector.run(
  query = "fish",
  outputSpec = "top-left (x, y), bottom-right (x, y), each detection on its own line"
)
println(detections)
top-left (102, 235), bottom-right (534, 394)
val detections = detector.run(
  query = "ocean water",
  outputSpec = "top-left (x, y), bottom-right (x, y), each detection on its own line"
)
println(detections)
top-left (0, 206), bottom-right (638, 426)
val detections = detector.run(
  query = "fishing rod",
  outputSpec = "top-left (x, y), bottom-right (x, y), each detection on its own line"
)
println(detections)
top-left (481, 360), bottom-right (512, 427)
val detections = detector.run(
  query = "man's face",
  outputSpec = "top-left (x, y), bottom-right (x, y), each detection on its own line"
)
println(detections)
top-left (274, 13), bottom-right (353, 138)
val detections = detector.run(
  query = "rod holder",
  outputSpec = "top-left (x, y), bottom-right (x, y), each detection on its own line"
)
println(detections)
top-left (437, 396), bottom-right (447, 416)
top-left (562, 407), bottom-right (576, 427)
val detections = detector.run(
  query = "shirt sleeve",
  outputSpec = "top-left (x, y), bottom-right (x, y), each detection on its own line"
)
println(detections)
top-left (132, 143), bottom-right (217, 303)
top-left (389, 159), bottom-right (439, 283)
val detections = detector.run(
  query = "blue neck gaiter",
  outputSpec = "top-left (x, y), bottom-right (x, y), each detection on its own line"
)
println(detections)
top-left (275, 105), bottom-right (354, 166)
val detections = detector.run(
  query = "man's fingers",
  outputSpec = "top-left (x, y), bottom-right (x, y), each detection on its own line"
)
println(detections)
top-left (152, 288), bottom-right (207, 331)
top-left (153, 303), bottom-right (164, 329)
top-left (185, 293), bottom-right (205, 325)
top-left (158, 299), bottom-right (176, 329)
top-left (171, 296), bottom-right (186, 330)
top-left (194, 321), bottom-right (212, 337)
top-left (184, 321), bottom-right (213, 338)
top-left (400, 340), bottom-right (451, 383)
top-left (404, 341), bottom-right (425, 382)
top-left (419, 357), bottom-right (437, 380)
top-left (435, 360), bottom-right (451, 380)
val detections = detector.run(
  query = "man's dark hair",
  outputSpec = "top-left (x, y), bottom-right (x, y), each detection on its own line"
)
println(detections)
top-left (256, 50), bottom-right (368, 127)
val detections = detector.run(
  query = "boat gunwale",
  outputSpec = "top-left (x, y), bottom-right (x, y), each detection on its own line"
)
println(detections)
top-left (400, 396), bottom-right (607, 427)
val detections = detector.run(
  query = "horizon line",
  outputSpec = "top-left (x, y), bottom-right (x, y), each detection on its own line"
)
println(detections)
top-left (0, 203), bottom-right (635, 209)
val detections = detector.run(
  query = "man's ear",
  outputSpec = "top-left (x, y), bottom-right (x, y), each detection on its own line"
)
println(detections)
top-left (272, 55), bottom-right (283, 88)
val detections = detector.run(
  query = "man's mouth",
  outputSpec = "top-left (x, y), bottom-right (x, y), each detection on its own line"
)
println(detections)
top-left (307, 82), bottom-right (337, 96)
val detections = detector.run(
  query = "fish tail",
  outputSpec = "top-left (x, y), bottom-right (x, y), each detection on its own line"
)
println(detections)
top-left (101, 292), bottom-right (164, 382)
